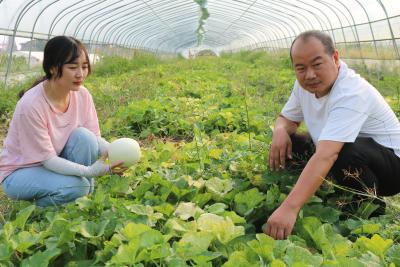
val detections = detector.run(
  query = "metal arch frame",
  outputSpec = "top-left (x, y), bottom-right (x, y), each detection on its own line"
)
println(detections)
top-left (122, 24), bottom-right (194, 52)
top-left (123, 20), bottom-right (199, 52)
top-left (91, 2), bottom-right (196, 52)
top-left (227, 1), bottom-right (345, 52)
top-left (129, 8), bottom-right (284, 52)
top-left (27, 0), bottom-right (61, 69)
top-left (258, 0), bottom-right (336, 51)
top-left (150, 19), bottom-right (267, 53)
top-left (310, 1), bottom-right (350, 55)
top-left (73, 1), bottom-right (148, 38)
top-left (84, 0), bottom-right (189, 45)
top-left (333, 0), bottom-right (365, 61)
top-left (203, 18), bottom-right (280, 48)
top-left (218, 0), bottom-right (308, 39)
top-left (376, 0), bottom-right (400, 59)
top-left (207, 14), bottom-right (289, 51)
top-left (101, 2), bottom-right (196, 51)
top-left (48, 0), bottom-right (106, 38)
top-left (117, 0), bottom-right (298, 51)
top-left (5, 0), bottom-right (41, 83)
top-left (88, 0), bottom-right (191, 52)
top-left (221, 0), bottom-right (327, 45)
top-left (209, 0), bottom-right (297, 41)
top-left (315, 0), bottom-right (357, 53)
top-left (100, 9), bottom-right (168, 47)
top-left (86, 2), bottom-right (164, 53)
top-left (354, 0), bottom-right (379, 59)
top-left (60, 1), bottom-right (119, 36)
top-left (2, 0), bottom-right (400, 85)
top-left (216, 0), bottom-right (351, 53)
top-left (260, 0), bottom-right (322, 31)
top-left (112, 15), bottom-right (194, 51)
top-left (270, 0), bottom-right (335, 40)
top-left (206, 3), bottom-right (297, 47)
top-left (203, 13), bottom-right (287, 51)
top-left (207, 0), bottom-right (332, 50)
top-left (168, 31), bottom-right (253, 54)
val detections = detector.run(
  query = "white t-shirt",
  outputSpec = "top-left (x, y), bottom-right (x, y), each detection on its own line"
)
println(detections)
top-left (281, 61), bottom-right (400, 157)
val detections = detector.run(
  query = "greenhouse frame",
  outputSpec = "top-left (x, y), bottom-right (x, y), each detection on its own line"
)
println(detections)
top-left (1, 0), bottom-right (399, 84)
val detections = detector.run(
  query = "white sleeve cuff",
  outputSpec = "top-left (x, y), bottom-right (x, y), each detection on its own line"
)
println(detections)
top-left (97, 136), bottom-right (110, 157)
top-left (43, 156), bottom-right (110, 177)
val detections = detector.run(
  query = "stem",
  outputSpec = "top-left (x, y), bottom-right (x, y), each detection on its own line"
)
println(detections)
top-left (243, 79), bottom-right (252, 150)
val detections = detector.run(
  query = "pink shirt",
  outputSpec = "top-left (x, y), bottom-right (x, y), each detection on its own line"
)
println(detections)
top-left (0, 82), bottom-right (100, 182)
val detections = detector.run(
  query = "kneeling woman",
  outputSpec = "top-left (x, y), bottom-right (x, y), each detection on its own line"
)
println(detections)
top-left (0, 36), bottom-right (126, 207)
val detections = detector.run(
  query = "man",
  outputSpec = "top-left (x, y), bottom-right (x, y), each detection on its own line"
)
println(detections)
top-left (264, 30), bottom-right (400, 240)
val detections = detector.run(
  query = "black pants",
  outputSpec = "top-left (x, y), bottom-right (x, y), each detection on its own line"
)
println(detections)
top-left (290, 133), bottom-right (400, 197)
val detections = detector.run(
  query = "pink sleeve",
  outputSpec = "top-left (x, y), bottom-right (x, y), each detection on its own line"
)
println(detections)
top-left (83, 91), bottom-right (101, 136)
top-left (16, 111), bottom-right (56, 163)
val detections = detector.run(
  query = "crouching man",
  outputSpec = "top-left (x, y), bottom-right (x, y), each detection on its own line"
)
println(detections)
top-left (264, 30), bottom-right (400, 240)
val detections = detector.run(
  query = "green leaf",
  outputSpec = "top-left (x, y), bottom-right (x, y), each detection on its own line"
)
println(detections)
top-left (247, 233), bottom-right (275, 262)
top-left (0, 244), bottom-right (12, 261)
top-left (110, 238), bottom-right (140, 265)
top-left (13, 205), bottom-right (35, 229)
top-left (191, 251), bottom-right (221, 265)
top-left (234, 188), bottom-right (265, 216)
top-left (175, 232), bottom-right (214, 258)
top-left (358, 251), bottom-right (385, 267)
top-left (164, 218), bottom-right (197, 235)
top-left (197, 213), bottom-right (244, 244)
top-left (139, 229), bottom-right (164, 248)
top-left (79, 220), bottom-right (109, 238)
top-left (351, 223), bottom-right (381, 235)
top-left (222, 251), bottom-right (259, 267)
top-left (205, 177), bottom-right (233, 200)
top-left (10, 231), bottom-right (40, 253)
top-left (174, 202), bottom-right (204, 220)
top-left (271, 259), bottom-right (288, 267)
top-left (120, 223), bottom-right (152, 240)
top-left (205, 203), bottom-right (227, 215)
top-left (386, 244), bottom-right (400, 266)
top-left (355, 234), bottom-right (393, 258)
top-left (283, 246), bottom-right (323, 267)
top-left (209, 148), bottom-right (223, 160)
top-left (21, 248), bottom-right (61, 267)
top-left (222, 211), bottom-right (246, 224)
top-left (303, 205), bottom-right (340, 223)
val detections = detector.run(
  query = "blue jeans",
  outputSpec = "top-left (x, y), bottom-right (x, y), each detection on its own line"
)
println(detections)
top-left (2, 127), bottom-right (99, 207)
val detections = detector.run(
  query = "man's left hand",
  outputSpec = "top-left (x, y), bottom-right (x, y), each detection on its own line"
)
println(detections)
top-left (263, 204), bottom-right (298, 240)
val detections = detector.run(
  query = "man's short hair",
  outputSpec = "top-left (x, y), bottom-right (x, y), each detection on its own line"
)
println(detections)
top-left (290, 30), bottom-right (336, 62)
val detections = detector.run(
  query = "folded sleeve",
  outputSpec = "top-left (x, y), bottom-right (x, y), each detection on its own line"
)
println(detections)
top-left (281, 86), bottom-right (304, 122)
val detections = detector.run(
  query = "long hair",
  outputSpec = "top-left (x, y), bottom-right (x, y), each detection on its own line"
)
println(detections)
top-left (19, 36), bottom-right (91, 99)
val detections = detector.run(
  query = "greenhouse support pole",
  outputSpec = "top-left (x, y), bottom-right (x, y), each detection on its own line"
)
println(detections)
top-left (376, 0), bottom-right (400, 60)
top-left (4, 32), bottom-right (17, 86)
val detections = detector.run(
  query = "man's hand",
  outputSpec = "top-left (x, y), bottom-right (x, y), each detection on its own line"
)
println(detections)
top-left (263, 204), bottom-right (299, 239)
top-left (269, 127), bottom-right (293, 171)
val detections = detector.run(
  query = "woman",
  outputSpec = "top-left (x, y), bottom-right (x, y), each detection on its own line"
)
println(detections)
top-left (0, 36), bottom-right (126, 207)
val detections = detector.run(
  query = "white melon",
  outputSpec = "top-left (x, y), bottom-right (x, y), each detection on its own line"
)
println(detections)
top-left (108, 138), bottom-right (141, 167)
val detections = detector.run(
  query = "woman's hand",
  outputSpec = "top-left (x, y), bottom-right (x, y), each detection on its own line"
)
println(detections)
top-left (99, 155), bottom-right (128, 175)
top-left (110, 160), bottom-right (129, 175)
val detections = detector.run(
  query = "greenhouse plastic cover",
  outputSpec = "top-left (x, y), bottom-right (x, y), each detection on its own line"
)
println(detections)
top-left (0, 0), bottom-right (399, 54)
